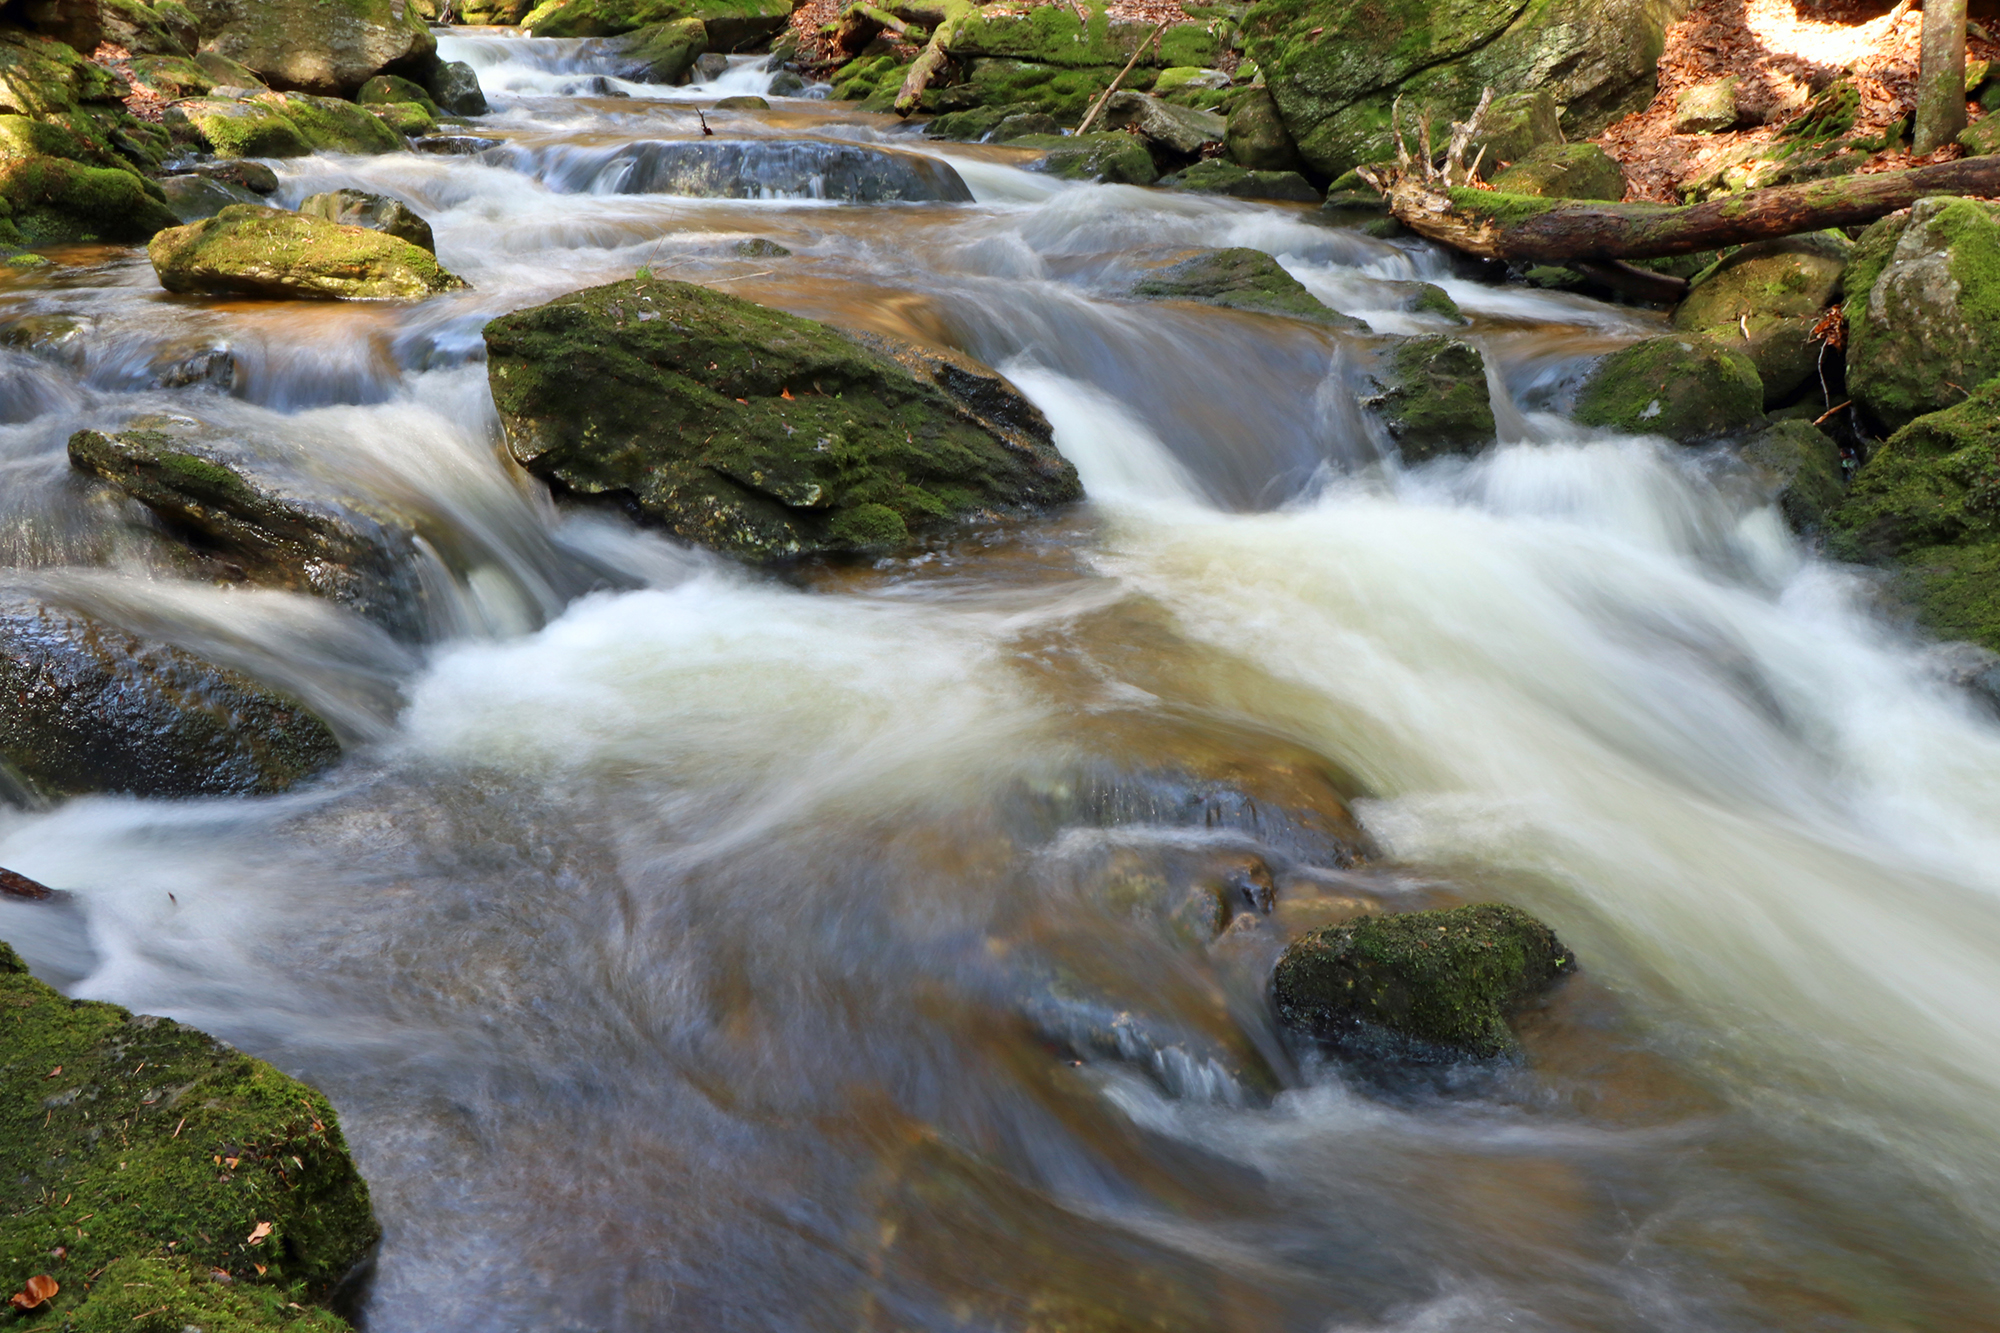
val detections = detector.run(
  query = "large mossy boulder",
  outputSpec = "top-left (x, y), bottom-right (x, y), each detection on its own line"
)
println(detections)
top-left (1486, 142), bottom-right (1626, 201)
top-left (103, 0), bottom-right (201, 56)
top-left (1099, 90), bottom-right (1224, 158)
top-left (1242, 0), bottom-right (1691, 178)
top-left (1128, 246), bottom-right (1361, 327)
top-left (0, 27), bottom-right (128, 120)
top-left (1846, 196), bottom-right (2000, 434)
top-left (167, 91), bottom-right (406, 157)
top-left (1827, 378), bottom-right (2000, 650)
top-left (1362, 334), bottom-right (1496, 462)
top-left (1573, 334), bottom-right (1765, 440)
top-left (1271, 903), bottom-right (1576, 1061)
top-left (0, 940), bottom-right (374, 1325)
top-left (1742, 418), bottom-right (1846, 534)
top-left (943, 4), bottom-right (1221, 70)
top-left (0, 595), bottom-right (340, 798)
top-left (1008, 130), bottom-right (1158, 184)
top-left (1162, 158), bottom-right (1319, 202)
top-left (69, 421), bottom-right (430, 642)
top-left (0, 150), bottom-right (178, 244)
top-left (149, 205), bottom-right (466, 301)
top-left (613, 16), bottom-right (709, 84)
top-left (1672, 232), bottom-right (1848, 407)
top-left (1223, 86), bottom-right (1305, 171)
top-left (522, 0), bottom-right (790, 49)
top-left (483, 278), bottom-right (1081, 562)
top-left (182, 0), bottom-right (436, 96)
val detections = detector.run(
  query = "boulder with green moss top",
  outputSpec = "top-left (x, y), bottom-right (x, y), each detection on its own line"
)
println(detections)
top-left (1100, 90), bottom-right (1225, 158)
top-left (150, 205), bottom-right (466, 300)
top-left (1671, 232), bottom-right (1848, 406)
top-left (1272, 903), bottom-right (1576, 1061)
top-left (522, 0), bottom-right (791, 48)
top-left (1573, 335), bottom-right (1764, 439)
top-left (483, 278), bottom-right (1081, 562)
top-left (1362, 334), bottom-right (1495, 462)
top-left (298, 188), bottom-right (436, 251)
top-left (128, 51), bottom-right (214, 98)
top-left (1242, 0), bottom-right (1689, 178)
top-left (1471, 88), bottom-right (1560, 174)
top-left (356, 72), bottom-right (439, 118)
top-left (1741, 418), bottom-right (1845, 534)
top-left (1129, 246), bottom-right (1364, 329)
top-left (944, 4), bottom-right (1222, 69)
top-left (1487, 142), bottom-right (1626, 200)
top-left (1162, 157), bottom-right (1319, 202)
top-left (1222, 85), bottom-right (1304, 170)
top-left (69, 421), bottom-right (431, 641)
top-left (1827, 379), bottom-right (2000, 650)
top-left (0, 939), bottom-right (373, 1323)
top-left (0, 26), bottom-right (129, 120)
top-left (1008, 131), bottom-right (1159, 184)
top-left (429, 59), bottom-right (489, 116)
top-left (183, 0), bottom-right (436, 96)
top-left (167, 91), bottom-right (404, 158)
top-left (1844, 196), bottom-right (2000, 434)
top-left (103, 0), bottom-right (200, 55)
top-left (368, 100), bottom-right (434, 137)
top-left (0, 595), bottom-right (341, 798)
top-left (922, 57), bottom-right (1162, 123)
top-left (0, 151), bottom-right (179, 244)
top-left (613, 17), bottom-right (708, 83)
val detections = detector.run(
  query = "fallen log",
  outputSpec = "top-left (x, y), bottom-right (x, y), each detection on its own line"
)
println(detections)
top-left (1357, 155), bottom-right (2000, 263)
top-left (890, 0), bottom-right (976, 117)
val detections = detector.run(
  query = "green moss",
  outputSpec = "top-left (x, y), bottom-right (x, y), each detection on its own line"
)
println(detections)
top-left (1005, 131), bottom-right (1157, 184)
top-left (355, 74), bottom-right (438, 117)
top-left (618, 17), bottom-right (708, 82)
top-left (273, 95), bottom-right (405, 155)
top-left (1742, 418), bottom-right (1845, 533)
top-left (149, 205), bottom-right (467, 300)
top-left (173, 99), bottom-right (313, 158)
top-left (1272, 903), bottom-right (1575, 1060)
top-left (1130, 246), bottom-right (1361, 326)
top-left (0, 155), bottom-right (178, 244)
top-left (1487, 142), bottom-right (1626, 200)
top-left (69, 1257), bottom-right (349, 1332)
top-left (923, 58), bottom-right (1159, 124)
top-left (524, 0), bottom-right (790, 43)
top-left (1573, 335), bottom-right (1765, 440)
top-left (1364, 334), bottom-right (1496, 461)
top-left (946, 5), bottom-right (1220, 69)
top-left (0, 940), bottom-right (375, 1321)
top-left (1846, 198), bottom-right (2000, 432)
top-left (368, 101), bottom-right (434, 138)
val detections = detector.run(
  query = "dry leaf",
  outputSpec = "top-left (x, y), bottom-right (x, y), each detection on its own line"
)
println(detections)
top-left (245, 1221), bottom-right (272, 1245)
top-left (10, 1274), bottom-right (57, 1309)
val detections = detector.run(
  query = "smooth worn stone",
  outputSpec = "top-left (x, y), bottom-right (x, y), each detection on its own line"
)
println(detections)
top-left (370, 99), bottom-right (437, 137)
top-left (988, 110), bottom-right (1061, 140)
top-left (1845, 197), bottom-right (2000, 433)
top-left (1672, 231), bottom-right (1849, 406)
top-left (1006, 131), bottom-right (1157, 184)
top-left (0, 938), bottom-right (376, 1324)
top-left (1573, 335), bottom-right (1765, 439)
top-left (482, 278), bottom-right (1082, 562)
top-left (158, 171), bottom-right (261, 221)
top-left (588, 138), bottom-right (973, 201)
top-left (1673, 76), bottom-right (1739, 134)
top-left (189, 0), bottom-right (437, 97)
top-left (1129, 246), bottom-right (1364, 328)
top-left (1362, 334), bottom-right (1495, 461)
top-left (613, 17), bottom-right (708, 83)
top-left (1741, 418), bottom-right (1846, 534)
top-left (1272, 903), bottom-right (1577, 1061)
top-left (1153, 66), bottom-right (1231, 94)
top-left (1487, 142), bottom-right (1626, 200)
top-left (712, 94), bottom-right (768, 110)
top-left (149, 204), bottom-right (467, 300)
top-left (298, 187), bottom-right (437, 252)
top-left (70, 421), bottom-right (432, 640)
top-left (186, 157), bottom-right (278, 192)
top-left (691, 50), bottom-right (730, 81)
top-left (1162, 157), bottom-right (1320, 203)
top-left (0, 594), bottom-right (341, 798)
top-left (429, 58), bottom-right (490, 116)
top-left (412, 133), bottom-right (502, 154)
top-left (1100, 89), bottom-right (1225, 157)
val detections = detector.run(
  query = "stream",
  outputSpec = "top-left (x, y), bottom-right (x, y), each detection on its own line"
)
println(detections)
top-left (3, 27), bottom-right (2000, 1331)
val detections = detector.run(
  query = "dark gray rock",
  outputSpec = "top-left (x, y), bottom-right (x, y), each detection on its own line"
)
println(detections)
top-left (1101, 90), bottom-right (1225, 157)
top-left (159, 174), bottom-right (263, 223)
top-left (298, 188), bottom-right (437, 253)
top-left (590, 139), bottom-right (973, 202)
top-left (429, 58), bottom-right (490, 116)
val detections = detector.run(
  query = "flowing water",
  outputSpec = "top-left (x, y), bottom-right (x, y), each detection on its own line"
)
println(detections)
top-left (3, 27), bottom-right (2000, 1331)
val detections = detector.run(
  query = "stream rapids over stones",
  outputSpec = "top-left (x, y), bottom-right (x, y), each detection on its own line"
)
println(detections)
top-left (6, 26), bottom-right (2000, 1333)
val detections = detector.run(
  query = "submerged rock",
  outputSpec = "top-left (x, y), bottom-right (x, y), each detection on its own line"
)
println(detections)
top-left (0, 594), bottom-right (341, 798)
top-left (1742, 418), bottom-right (1846, 534)
top-left (149, 205), bottom-right (466, 301)
top-left (69, 422), bottom-right (430, 641)
top-left (1272, 903), bottom-right (1576, 1061)
top-left (298, 188), bottom-right (437, 252)
top-left (483, 277), bottom-right (1081, 562)
top-left (1128, 246), bottom-right (1363, 328)
top-left (1845, 197), bottom-right (2000, 433)
top-left (1362, 334), bottom-right (1495, 462)
top-left (1672, 232), bottom-right (1848, 406)
top-left (1573, 335), bottom-right (1765, 440)
top-left (1005, 131), bottom-right (1158, 185)
top-left (578, 138), bottom-right (973, 202)
top-left (0, 939), bottom-right (375, 1323)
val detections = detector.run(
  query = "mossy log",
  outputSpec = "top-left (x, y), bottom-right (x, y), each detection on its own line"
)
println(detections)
top-left (889, 0), bottom-right (978, 116)
top-left (1360, 155), bottom-right (2000, 263)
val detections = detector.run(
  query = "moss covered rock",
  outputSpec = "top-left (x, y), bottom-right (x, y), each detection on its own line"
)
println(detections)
top-left (1162, 157), bottom-right (1319, 202)
top-left (150, 205), bottom-right (466, 300)
top-left (167, 93), bottom-right (402, 158)
top-left (1671, 233), bottom-right (1847, 407)
top-left (355, 72), bottom-right (438, 118)
top-left (1573, 334), bottom-right (1765, 439)
top-left (1487, 141), bottom-right (1626, 200)
top-left (1129, 246), bottom-right (1362, 328)
top-left (103, 0), bottom-right (200, 56)
top-left (1222, 85), bottom-right (1304, 171)
top-left (1362, 334), bottom-right (1495, 462)
top-left (1271, 902), bottom-right (1576, 1060)
top-left (921, 57), bottom-right (1163, 125)
top-left (1007, 130), bottom-right (1158, 184)
top-left (613, 17), bottom-right (709, 84)
top-left (188, 0), bottom-right (436, 97)
top-left (1742, 418), bottom-right (1845, 534)
top-left (1099, 90), bottom-right (1224, 158)
top-left (1846, 196), bottom-right (2000, 434)
top-left (128, 52), bottom-right (215, 98)
top-left (0, 27), bottom-right (128, 120)
top-left (944, 4), bottom-right (1222, 70)
top-left (484, 278), bottom-right (1081, 562)
top-left (0, 147), bottom-right (177, 244)
top-left (0, 596), bottom-right (341, 798)
top-left (1672, 76), bottom-right (1738, 133)
top-left (298, 188), bottom-right (435, 251)
top-left (523, 0), bottom-right (790, 49)
top-left (1472, 88), bottom-right (1561, 174)
top-left (0, 940), bottom-right (374, 1324)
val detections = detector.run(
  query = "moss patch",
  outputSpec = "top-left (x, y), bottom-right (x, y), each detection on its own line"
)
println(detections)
top-left (1363, 333), bottom-right (1496, 462)
top-left (1129, 246), bottom-right (1361, 327)
top-left (1005, 130), bottom-right (1158, 184)
top-left (149, 205), bottom-right (466, 300)
top-left (1573, 334), bottom-right (1765, 440)
top-left (0, 154), bottom-right (178, 244)
top-left (1846, 197), bottom-right (2000, 432)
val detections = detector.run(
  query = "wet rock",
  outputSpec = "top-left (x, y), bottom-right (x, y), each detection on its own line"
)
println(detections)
top-left (713, 93), bottom-right (768, 110)
top-left (0, 938), bottom-right (375, 1323)
top-left (1573, 335), bottom-right (1765, 440)
top-left (1128, 246), bottom-right (1363, 328)
top-left (369, 99), bottom-right (436, 137)
top-left (0, 125), bottom-right (179, 244)
top-left (149, 204), bottom-right (467, 300)
top-left (187, 0), bottom-right (437, 97)
top-left (298, 187), bottom-right (437, 252)
top-left (1845, 197), bottom-right (2000, 433)
top-left (429, 58), bottom-right (489, 116)
top-left (148, 341), bottom-right (236, 390)
top-left (185, 157), bottom-right (277, 192)
top-left (1005, 131), bottom-right (1157, 185)
top-left (1363, 334), bottom-right (1495, 462)
top-left (989, 110), bottom-right (1061, 140)
top-left (412, 132), bottom-right (501, 154)
top-left (0, 312), bottom-right (89, 366)
top-left (1100, 90), bottom-right (1225, 158)
top-left (1471, 88), bottom-right (1560, 175)
top-left (1671, 232), bottom-right (1848, 406)
top-left (1741, 418), bottom-right (1845, 534)
top-left (613, 16), bottom-right (708, 84)
top-left (767, 69), bottom-right (805, 96)
top-left (732, 235), bottom-right (789, 256)
top-left (158, 170), bottom-right (261, 221)
top-left (1673, 77), bottom-right (1739, 134)
top-left (0, 594), bottom-right (341, 798)
top-left (588, 138), bottom-right (973, 202)
top-left (691, 50), bottom-right (730, 81)
top-left (1154, 66), bottom-right (1231, 95)
top-left (522, 0), bottom-right (792, 49)
top-left (103, 0), bottom-right (199, 55)
top-left (356, 72), bottom-right (440, 117)
top-left (483, 277), bottom-right (1082, 562)
top-left (1272, 902), bottom-right (1576, 1061)
top-left (1161, 158), bottom-right (1320, 202)
top-left (69, 421), bottom-right (429, 640)
top-left (1487, 142), bottom-right (1626, 200)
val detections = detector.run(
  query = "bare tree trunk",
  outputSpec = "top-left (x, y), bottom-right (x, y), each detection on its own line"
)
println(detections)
top-left (1915, 0), bottom-right (1969, 153)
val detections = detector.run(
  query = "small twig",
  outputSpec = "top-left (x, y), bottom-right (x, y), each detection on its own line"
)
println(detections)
top-left (1076, 20), bottom-right (1166, 135)
top-left (696, 107), bottom-right (713, 136)
top-left (1813, 400), bottom-right (1852, 425)
top-left (709, 270), bottom-right (777, 282)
